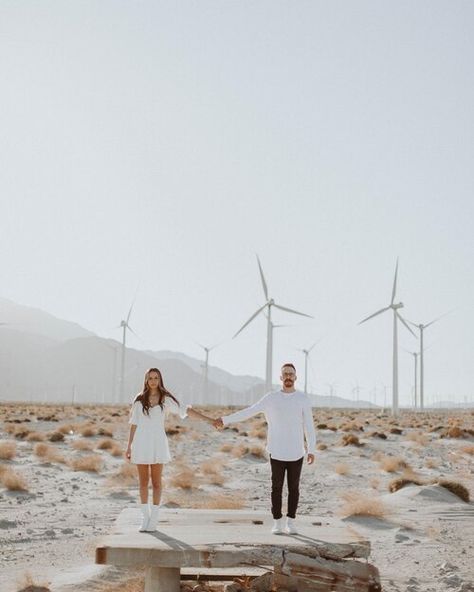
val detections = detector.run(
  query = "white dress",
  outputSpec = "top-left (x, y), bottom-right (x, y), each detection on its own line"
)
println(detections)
top-left (128, 397), bottom-right (188, 464)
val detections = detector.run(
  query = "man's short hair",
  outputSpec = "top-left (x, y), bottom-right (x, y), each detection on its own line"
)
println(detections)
top-left (281, 363), bottom-right (296, 372)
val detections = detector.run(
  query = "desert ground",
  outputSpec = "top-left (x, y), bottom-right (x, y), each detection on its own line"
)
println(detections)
top-left (0, 402), bottom-right (473, 592)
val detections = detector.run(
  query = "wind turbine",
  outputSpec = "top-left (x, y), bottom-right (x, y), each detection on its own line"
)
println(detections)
top-left (404, 350), bottom-right (419, 409)
top-left (234, 255), bottom-right (312, 392)
top-left (116, 298), bottom-right (138, 404)
top-left (197, 341), bottom-right (222, 406)
top-left (359, 259), bottom-right (416, 415)
top-left (406, 312), bottom-right (450, 411)
top-left (298, 340), bottom-right (321, 395)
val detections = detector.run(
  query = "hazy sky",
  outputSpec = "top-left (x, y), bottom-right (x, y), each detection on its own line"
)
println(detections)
top-left (1, 1), bottom-right (473, 405)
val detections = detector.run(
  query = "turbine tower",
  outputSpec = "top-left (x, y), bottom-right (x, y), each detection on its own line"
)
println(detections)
top-left (116, 298), bottom-right (138, 404)
top-left (359, 259), bottom-right (416, 415)
top-left (197, 342), bottom-right (221, 405)
top-left (234, 255), bottom-right (312, 392)
top-left (298, 340), bottom-right (321, 395)
top-left (407, 313), bottom-right (449, 411)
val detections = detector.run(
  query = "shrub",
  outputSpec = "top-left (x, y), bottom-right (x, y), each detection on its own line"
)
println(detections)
top-left (80, 426), bottom-right (97, 438)
top-left (339, 491), bottom-right (387, 518)
top-left (71, 440), bottom-right (94, 451)
top-left (378, 455), bottom-right (408, 473)
top-left (169, 467), bottom-right (196, 490)
top-left (0, 468), bottom-right (28, 491)
top-left (96, 438), bottom-right (115, 450)
top-left (316, 443), bottom-right (327, 451)
top-left (48, 431), bottom-right (65, 442)
top-left (0, 441), bottom-right (16, 460)
top-left (437, 480), bottom-right (470, 503)
top-left (26, 431), bottom-right (46, 442)
top-left (389, 476), bottom-right (425, 493)
top-left (70, 454), bottom-right (103, 473)
top-left (219, 444), bottom-right (233, 453)
top-left (461, 445), bottom-right (474, 456)
top-left (335, 463), bottom-right (350, 475)
top-left (340, 434), bottom-right (361, 447)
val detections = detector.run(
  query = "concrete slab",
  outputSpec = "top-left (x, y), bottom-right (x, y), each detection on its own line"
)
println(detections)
top-left (96, 509), bottom-right (380, 592)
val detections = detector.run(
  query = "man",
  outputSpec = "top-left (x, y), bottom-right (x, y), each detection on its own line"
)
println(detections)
top-left (214, 363), bottom-right (316, 535)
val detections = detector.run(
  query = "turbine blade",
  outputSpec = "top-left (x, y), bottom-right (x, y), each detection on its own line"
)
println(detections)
top-left (391, 258), bottom-right (399, 305)
top-left (256, 255), bottom-right (269, 301)
top-left (359, 306), bottom-right (391, 324)
top-left (273, 303), bottom-right (313, 318)
top-left (405, 319), bottom-right (420, 329)
top-left (126, 298), bottom-right (136, 325)
top-left (397, 312), bottom-right (417, 337)
top-left (308, 337), bottom-right (323, 352)
top-left (425, 309), bottom-right (454, 329)
top-left (127, 325), bottom-right (139, 338)
top-left (233, 303), bottom-right (267, 338)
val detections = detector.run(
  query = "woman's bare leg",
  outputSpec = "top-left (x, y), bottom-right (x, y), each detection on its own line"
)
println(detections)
top-left (150, 464), bottom-right (163, 505)
top-left (137, 464), bottom-right (150, 504)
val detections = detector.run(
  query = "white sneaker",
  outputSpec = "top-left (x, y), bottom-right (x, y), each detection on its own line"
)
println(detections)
top-left (271, 518), bottom-right (284, 534)
top-left (146, 504), bottom-right (160, 531)
top-left (139, 504), bottom-right (150, 532)
top-left (286, 517), bottom-right (298, 535)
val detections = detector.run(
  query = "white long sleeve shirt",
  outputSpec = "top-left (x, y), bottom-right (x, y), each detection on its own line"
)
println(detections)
top-left (222, 390), bottom-right (316, 461)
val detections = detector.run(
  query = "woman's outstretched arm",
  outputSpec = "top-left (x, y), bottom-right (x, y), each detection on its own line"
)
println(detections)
top-left (186, 406), bottom-right (216, 425)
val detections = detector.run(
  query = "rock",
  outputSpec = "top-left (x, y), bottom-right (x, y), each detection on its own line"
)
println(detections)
top-left (440, 561), bottom-right (459, 573)
top-left (251, 572), bottom-right (273, 591)
top-left (442, 574), bottom-right (463, 588)
top-left (224, 585), bottom-right (244, 592)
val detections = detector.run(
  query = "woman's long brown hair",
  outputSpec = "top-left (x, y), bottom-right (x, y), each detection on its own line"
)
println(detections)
top-left (134, 368), bottom-right (180, 416)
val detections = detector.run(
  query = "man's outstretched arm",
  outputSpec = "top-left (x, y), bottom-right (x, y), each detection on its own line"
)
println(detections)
top-left (214, 395), bottom-right (268, 430)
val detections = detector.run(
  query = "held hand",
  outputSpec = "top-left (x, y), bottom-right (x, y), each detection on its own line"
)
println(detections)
top-left (307, 453), bottom-right (315, 465)
top-left (125, 447), bottom-right (131, 461)
top-left (213, 417), bottom-right (224, 430)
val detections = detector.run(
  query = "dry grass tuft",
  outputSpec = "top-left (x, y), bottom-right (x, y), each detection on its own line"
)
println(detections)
top-left (47, 431), bottom-right (65, 442)
top-left (334, 463), bottom-right (351, 475)
top-left (109, 444), bottom-right (123, 457)
top-left (16, 571), bottom-right (51, 592)
top-left (249, 445), bottom-right (266, 459)
top-left (203, 493), bottom-right (245, 509)
top-left (80, 426), bottom-right (97, 437)
top-left (33, 442), bottom-right (66, 464)
top-left (219, 443), bottom-right (233, 453)
top-left (389, 476), bottom-right (425, 493)
top-left (436, 480), bottom-right (470, 503)
top-left (69, 454), bottom-right (103, 473)
top-left (378, 455), bottom-right (409, 473)
top-left (56, 423), bottom-right (75, 435)
top-left (316, 443), bottom-right (327, 451)
top-left (425, 458), bottom-right (439, 469)
top-left (98, 426), bottom-right (114, 437)
top-left (26, 431), bottom-right (46, 442)
top-left (340, 433), bottom-right (362, 447)
top-left (231, 444), bottom-right (250, 458)
top-left (339, 491), bottom-right (388, 519)
top-left (0, 441), bottom-right (16, 460)
top-left (71, 440), bottom-right (94, 451)
top-left (460, 445), bottom-right (474, 456)
top-left (96, 438), bottom-right (115, 450)
top-left (249, 427), bottom-right (266, 439)
top-left (106, 463), bottom-right (137, 486)
top-left (200, 459), bottom-right (223, 475)
top-left (169, 467), bottom-right (197, 490)
top-left (0, 467), bottom-right (28, 491)
top-left (406, 431), bottom-right (429, 446)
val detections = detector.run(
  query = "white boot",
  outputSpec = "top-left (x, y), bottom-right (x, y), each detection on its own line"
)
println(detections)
top-left (139, 503), bottom-right (150, 532)
top-left (146, 504), bottom-right (160, 531)
top-left (286, 517), bottom-right (298, 535)
top-left (271, 518), bottom-right (284, 534)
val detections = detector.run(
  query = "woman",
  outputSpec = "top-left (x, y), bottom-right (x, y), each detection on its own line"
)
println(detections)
top-left (125, 367), bottom-right (214, 532)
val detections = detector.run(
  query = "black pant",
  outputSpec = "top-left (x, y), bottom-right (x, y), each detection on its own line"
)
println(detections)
top-left (270, 456), bottom-right (304, 519)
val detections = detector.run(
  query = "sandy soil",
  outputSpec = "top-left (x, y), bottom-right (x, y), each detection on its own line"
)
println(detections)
top-left (0, 403), bottom-right (473, 592)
